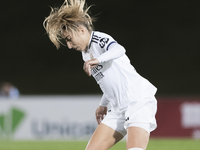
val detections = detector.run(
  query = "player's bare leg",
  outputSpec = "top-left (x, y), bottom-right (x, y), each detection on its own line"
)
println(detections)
top-left (126, 127), bottom-right (149, 150)
top-left (85, 123), bottom-right (124, 150)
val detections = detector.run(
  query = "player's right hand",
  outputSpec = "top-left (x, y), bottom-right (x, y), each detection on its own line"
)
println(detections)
top-left (83, 59), bottom-right (99, 76)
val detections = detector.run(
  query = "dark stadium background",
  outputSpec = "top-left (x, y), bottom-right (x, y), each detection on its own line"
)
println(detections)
top-left (0, 0), bottom-right (199, 96)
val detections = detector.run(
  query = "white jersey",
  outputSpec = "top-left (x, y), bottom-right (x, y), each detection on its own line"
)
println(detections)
top-left (82, 31), bottom-right (157, 111)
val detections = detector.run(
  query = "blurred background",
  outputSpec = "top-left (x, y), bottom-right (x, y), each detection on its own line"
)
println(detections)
top-left (0, 0), bottom-right (200, 143)
top-left (0, 0), bottom-right (199, 96)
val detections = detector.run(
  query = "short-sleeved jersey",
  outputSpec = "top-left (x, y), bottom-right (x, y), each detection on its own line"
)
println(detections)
top-left (82, 31), bottom-right (157, 111)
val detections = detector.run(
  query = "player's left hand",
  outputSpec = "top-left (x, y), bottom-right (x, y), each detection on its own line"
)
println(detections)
top-left (95, 106), bottom-right (107, 124)
top-left (83, 59), bottom-right (100, 76)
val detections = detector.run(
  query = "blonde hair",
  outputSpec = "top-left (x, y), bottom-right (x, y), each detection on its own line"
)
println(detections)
top-left (43, 0), bottom-right (94, 49)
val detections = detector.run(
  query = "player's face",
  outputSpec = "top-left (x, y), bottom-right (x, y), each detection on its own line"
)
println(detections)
top-left (62, 27), bottom-right (90, 52)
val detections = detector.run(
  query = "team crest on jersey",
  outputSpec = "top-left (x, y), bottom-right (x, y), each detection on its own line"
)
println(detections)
top-left (99, 38), bottom-right (109, 48)
top-left (90, 53), bottom-right (94, 59)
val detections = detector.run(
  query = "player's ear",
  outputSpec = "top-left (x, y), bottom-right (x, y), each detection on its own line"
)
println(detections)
top-left (78, 25), bottom-right (85, 35)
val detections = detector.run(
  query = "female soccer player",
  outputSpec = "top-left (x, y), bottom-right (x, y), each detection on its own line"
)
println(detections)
top-left (43, 0), bottom-right (157, 150)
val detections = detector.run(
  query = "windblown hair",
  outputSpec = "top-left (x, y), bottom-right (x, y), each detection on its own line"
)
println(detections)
top-left (43, 0), bottom-right (94, 49)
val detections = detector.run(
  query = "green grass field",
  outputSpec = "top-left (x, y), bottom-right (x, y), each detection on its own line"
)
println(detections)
top-left (0, 139), bottom-right (200, 150)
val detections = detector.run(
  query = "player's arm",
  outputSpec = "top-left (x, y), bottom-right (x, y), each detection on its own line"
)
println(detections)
top-left (96, 94), bottom-right (109, 124)
top-left (97, 43), bottom-right (126, 63)
top-left (83, 43), bottom-right (125, 76)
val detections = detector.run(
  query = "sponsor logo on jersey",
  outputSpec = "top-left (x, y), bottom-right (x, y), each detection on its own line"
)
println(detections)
top-left (91, 65), bottom-right (103, 75)
top-left (91, 65), bottom-right (104, 81)
top-left (94, 72), bottom-right (104, 82)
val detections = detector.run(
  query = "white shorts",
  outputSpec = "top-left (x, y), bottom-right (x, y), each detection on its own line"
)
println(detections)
top-left (101, 96), bottom-right (157, 136)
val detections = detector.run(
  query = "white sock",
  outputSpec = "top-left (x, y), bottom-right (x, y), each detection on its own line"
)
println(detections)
top-left (128, 148), bottom-right (144, 150)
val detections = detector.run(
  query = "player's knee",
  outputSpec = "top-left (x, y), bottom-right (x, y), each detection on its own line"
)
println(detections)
top-left (127, 148), bottom-right (144, 150)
